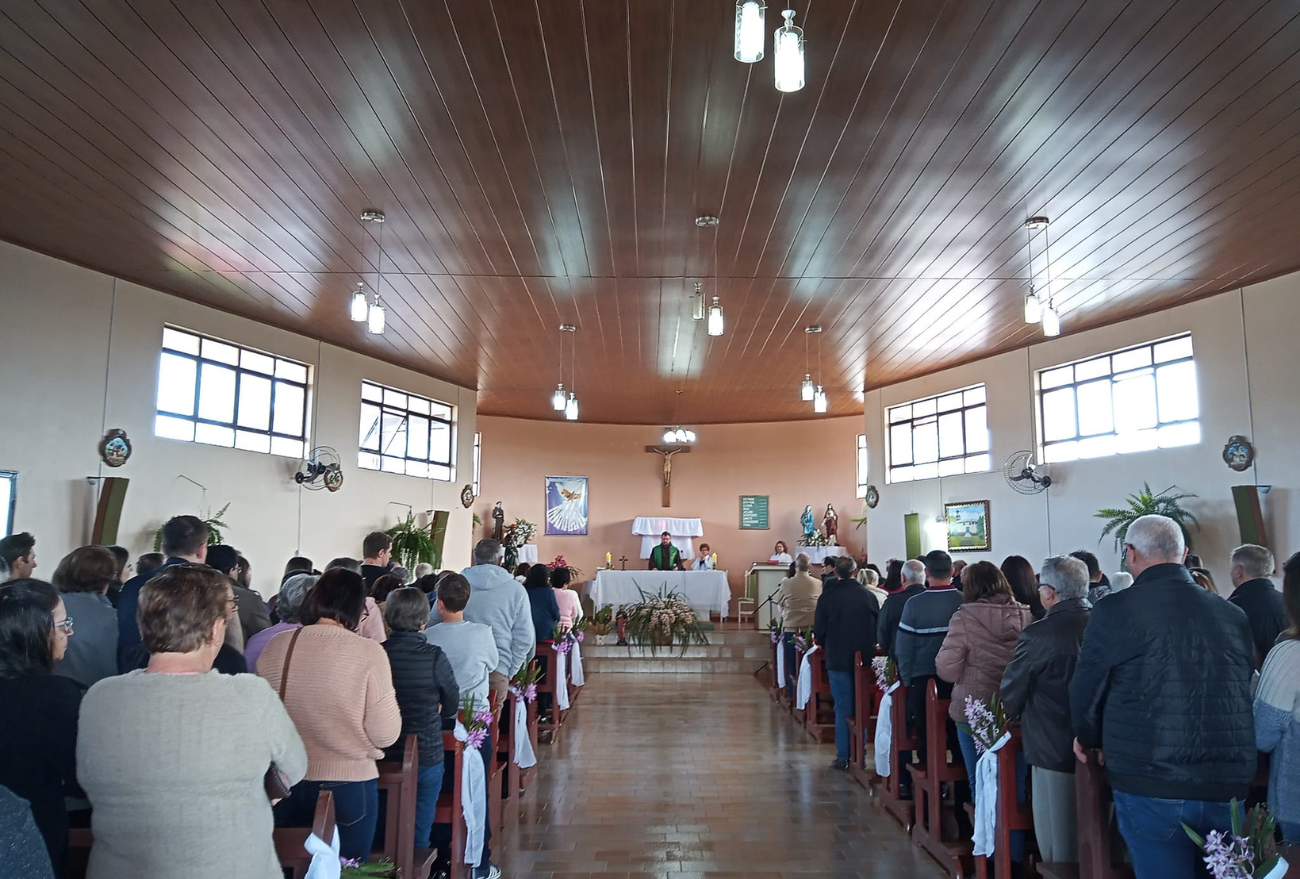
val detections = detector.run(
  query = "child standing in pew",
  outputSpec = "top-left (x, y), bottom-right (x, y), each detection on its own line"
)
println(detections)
top-left (425, 574), bottom-right (501, 879)
top-left (382, 588), bottom-right (460, 854)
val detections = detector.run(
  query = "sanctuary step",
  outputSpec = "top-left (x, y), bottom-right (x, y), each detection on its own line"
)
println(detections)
top-left (581, 630), bottom-right (770, 675)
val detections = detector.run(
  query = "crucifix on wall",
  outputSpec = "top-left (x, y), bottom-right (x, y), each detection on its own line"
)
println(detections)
top-left (645, 445), bottom-right (690, 508)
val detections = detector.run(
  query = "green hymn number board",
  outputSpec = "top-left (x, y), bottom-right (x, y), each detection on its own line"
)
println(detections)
top-left (740, 495), bottom-right (770, 530)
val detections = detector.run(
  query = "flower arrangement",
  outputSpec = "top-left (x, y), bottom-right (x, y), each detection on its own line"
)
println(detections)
top-left (340, 859), bottom-right (398, 877)
top-left (872, 655), bottom-right (898, 691)
top-left (621, 587), bottom-right (709, 655)
top-left (460, 694), bottom-right (493, 751)
top-left (1184, 800), bottom-right (1288, 879)
top-left (769, 620), bottom-right (782, 644)
top-left (791, 627), bottom-right (813, 652)
top-left (512, 518), bottom-right (537, 545)
top-left (589, 604), bottom-right (615, 636)
top-left (959, 693), bottom-right (1009, 755)
top-left (550, 623), bottom-right (577, 655)
top-left (548, 554), bottom-right (584, 580)
top-left (510, 663), bottom-right (541, 704)
top-left (802, 528), bottom-right (832, 547)
top-left (570, 616), bottom-right (589, 641)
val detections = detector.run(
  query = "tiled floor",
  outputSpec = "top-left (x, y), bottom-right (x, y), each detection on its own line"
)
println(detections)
top-left (496, 672), bottom-right (945, 878)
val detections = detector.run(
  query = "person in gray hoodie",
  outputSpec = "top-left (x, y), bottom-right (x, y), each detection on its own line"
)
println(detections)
top-left (428, 538), bottom-right (534, 706)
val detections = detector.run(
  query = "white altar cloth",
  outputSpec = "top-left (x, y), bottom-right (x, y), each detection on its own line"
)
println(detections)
top-left (516, 544), bottom-right (539, 564)
top-left (632, 516), bottom-right (704, 559)
top-left (798, 545), bottom-right (848, 565)
top-left (587, 570), bottom-right (730, 619)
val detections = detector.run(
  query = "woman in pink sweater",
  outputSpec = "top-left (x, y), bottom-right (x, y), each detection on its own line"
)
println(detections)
top-left (551, 566), bottom-right (583, 631)
top-left (257, 569), bottom-right (401, 862)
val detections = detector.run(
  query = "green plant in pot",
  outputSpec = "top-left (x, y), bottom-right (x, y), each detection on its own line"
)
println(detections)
top-left (1096, 482), bottom-right (1198, 567)
top-left (153, 504), bottom-right (230, 552)
top-left (385, 512), bottom-right (447, 571)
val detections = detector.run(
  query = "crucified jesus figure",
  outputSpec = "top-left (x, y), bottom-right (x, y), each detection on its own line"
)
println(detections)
top-left (645, 445), bottom-right (690, 507)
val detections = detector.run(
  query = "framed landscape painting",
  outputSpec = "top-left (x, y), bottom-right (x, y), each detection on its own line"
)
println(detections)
top-left (545, 475), bottom-right (589, 536)
top-left (945, 500), bottom-right (991, 552)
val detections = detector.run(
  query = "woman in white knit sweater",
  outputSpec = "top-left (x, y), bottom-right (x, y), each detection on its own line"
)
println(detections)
top-left (77, 565), bottom-right (306, 879)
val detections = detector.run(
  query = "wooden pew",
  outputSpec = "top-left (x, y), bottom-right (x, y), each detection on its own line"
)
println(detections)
top-left (496, 686), bottom-right (525, 813)
top-left (1038, 749), bottom-right (1132, 879)
top-left (376, 734), bottom-right (439, 879)
top-left (973, 727), bottom-right (1033, 879)
top-left (535, 644), bottom-right (566, 744)
top-left (910, 678), bottom-right (973, 877)
top-left (846, 650), bottom-right (878, 789)
top-left (275, 789), bottom-right (335, 879)
top-left (803, 649), bottom-right (835, 743)
top-left (433, 730), bottom-right (468, 879)
top-left (769, 635), bottom-right (783, 701)
top-left (878, 680), bottom-right (917, 832)
top-left (67, 827), bottom-right (93, 879)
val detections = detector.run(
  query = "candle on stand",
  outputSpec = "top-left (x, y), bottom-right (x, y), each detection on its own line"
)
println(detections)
top-left (605, 551), bottom-right (612, 568)
top-left (711, 552), bottom-right (718, 568)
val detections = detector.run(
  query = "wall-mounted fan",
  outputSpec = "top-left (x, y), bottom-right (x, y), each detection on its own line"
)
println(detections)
top-left (295, 446), bottom-right (344, 492)
top-left (1004, 450), bottom-right (1052, 495)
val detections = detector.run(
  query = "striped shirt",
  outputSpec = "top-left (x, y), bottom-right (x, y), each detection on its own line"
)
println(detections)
top-left (1255, 639), bottom-right (1300, 825)
top-left (895, 587), bottom-right (962, 684)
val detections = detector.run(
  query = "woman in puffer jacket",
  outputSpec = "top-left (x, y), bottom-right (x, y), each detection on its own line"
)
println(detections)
top-left (937, 561), bottom-right (1033, 791)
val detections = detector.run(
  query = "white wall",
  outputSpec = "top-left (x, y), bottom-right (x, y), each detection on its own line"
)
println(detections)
top-left (0, 241), bottom-right (477, 597)
top-left (862, 273), bottom-right (1300, 590)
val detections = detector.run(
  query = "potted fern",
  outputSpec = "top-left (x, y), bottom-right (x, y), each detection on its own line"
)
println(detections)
top-left (153, 504), bottom-right (230, 551)
top-left (385, 512), bottom-right (446, 572)
top-left (1096, 483), bottom-right (1198, 565)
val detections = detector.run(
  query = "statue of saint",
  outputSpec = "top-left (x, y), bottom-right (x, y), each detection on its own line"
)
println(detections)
top-left (492, 501), bottom-right (505, 541)
top-left (800, 505), bottom-right (815, 542)
top-left (823, 504), bottom-right (839, 544)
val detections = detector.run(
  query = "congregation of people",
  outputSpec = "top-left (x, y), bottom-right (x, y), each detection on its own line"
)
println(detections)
top-left (0, 520), bottom-right (594, 879)
top-left (776, 513), bottom-right (1299, 879)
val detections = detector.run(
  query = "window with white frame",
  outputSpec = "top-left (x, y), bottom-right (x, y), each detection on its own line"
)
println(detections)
top-left (154, 327), bottom-right (309, 458)
top-left (1038, 333), bottom-right (1199, 463)
top-left (856, 434), bottom-right (869, 498)
top-left (472, 432), bottom-right (482, 497)
top-left (0, 471), bottom-right (15, 537)
top-left (359, 381), bottom-right (454, 480)
top-left (887, 384), bottom-right (989, 483)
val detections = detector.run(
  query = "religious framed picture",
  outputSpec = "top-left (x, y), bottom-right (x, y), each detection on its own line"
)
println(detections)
top-left (545, 475), bottom-right (589, 536)
top-left (945, 500), bottom-right (991, 552)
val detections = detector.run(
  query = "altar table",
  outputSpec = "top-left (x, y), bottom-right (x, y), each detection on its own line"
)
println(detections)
top-left (587, 570), bottom-right (731, 619)
top-left (797, 545), bottom-right (848, 565)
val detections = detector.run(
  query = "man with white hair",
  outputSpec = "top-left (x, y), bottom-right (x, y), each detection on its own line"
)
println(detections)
top-left (1227, 543), bottom-right (1286, 668)
top-left (1000, 556), bottom-right (1092, 863)
top-left (774, 553), bottom-right (822, 699)
top-left (1069, 515), bottom-right (1256, 879)
top-left (877, 559), bottom-right (926, 661)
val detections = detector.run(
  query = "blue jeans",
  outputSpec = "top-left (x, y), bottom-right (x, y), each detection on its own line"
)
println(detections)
top-left (828, 669), bottom-right (855, 763)
top-left (1112, 790), bottom-right (1231, 879)
top-left (1281, 820), bottom-right (1300, 845)
top-left (415, 762), bottom-right (446, 849)
top-left (274, 778), bottom-right (379, 863)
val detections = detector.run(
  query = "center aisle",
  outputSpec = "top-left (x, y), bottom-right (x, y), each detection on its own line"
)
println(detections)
top-left (497, 672), bottom-right (944, 878)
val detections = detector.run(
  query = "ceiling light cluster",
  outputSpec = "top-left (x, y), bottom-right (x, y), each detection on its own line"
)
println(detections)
top-left (663, 390), bottom-right (696, 444)
top-left (1023, 216), bottom-right (1061, 337)
top-left (694, 216), bottom-right (725, 337)
top-left (349, 209), bottom-right (387, 335)
top-left (553, 324), bottom-right (579, 420)
top-left (734, 3), bottom-right (806, 93)
top-left (801, 326), bottom-right (828, 413)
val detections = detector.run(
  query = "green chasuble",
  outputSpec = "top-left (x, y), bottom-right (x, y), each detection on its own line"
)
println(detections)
top-left (649, 544), bottom-right (682, 571)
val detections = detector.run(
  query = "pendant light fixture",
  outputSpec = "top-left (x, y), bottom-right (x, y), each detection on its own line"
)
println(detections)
top-left (707, 296), bottom-right (725, 336)
top-left (774, 9), bottom-right (805, 93)
top-left (696, 216), bottom-right (724, 336)
top-left (1023, 216), bottom-right (1047, 325)
top-left (734, 1), bottom-right (766, 62)
top-left (360, 209), bottom-right (387, 335)
top-left (801, 326), bottom-right (819, 401)
top-left (1024, 216), bottom-right (1060, 335)
top-left (559, 324), bottom-right (578, 420)
top-left (663, 391), bottom-right (697, 444)
top-left (350, 282), bottom-right (368, 322)
top-left (691, 281), bottom-right (705, 321)
top-left (811, 325), bottom-right (829, 413)
top-left (814, 385), bottom-right (828, 413)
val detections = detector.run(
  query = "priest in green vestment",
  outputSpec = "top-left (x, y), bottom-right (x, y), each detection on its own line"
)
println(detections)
top-left (648, 532), bottom-right (685, 571)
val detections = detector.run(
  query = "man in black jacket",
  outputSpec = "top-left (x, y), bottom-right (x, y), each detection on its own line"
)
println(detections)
top-left (813, 555), bottom-right (879, 770)
top-left (1227, 543), bottom-right (1286, 668)
top-left (1001, 555), bottom-right (1091, 864)
top-left (877, 559), bottom-right (926, 661)
top-left (1069, 515), bottom-right (1256, 879)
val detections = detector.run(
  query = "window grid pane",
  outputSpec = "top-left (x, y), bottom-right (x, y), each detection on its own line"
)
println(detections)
top-left (357, 381), bottom-right (455, 482)
top-left (855, 434), bottom-right (868, 498)
top-left (154, 326), bottom-right (309, 458)
top-left (886, 384), bottom-right (989, 483)
top-left (1038, 333), bottom-right (1197, 462)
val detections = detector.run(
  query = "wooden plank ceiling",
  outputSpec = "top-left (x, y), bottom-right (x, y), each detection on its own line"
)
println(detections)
top-left (1, 0), bottom-right (1298, 424)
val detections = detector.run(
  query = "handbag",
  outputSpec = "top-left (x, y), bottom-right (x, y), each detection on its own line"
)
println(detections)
top-left (264, 627), bottom-right (304, 800)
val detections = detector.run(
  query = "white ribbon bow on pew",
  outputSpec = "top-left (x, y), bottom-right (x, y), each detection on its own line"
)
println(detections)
top-left (555, 647), bottom-right (571, 711)
top-left (795, 644), bottom-right (819, 710)
top-left (570, 640), bottom-right (585, 687)
top-left (453, 721), bottom-right (486, 867)
top-left (303, 823), bottom-right (341, 879)
top-left (512, 691), bottom-right (537, 770)
top-left (775, 637), bottom-right (786, 688)
top-left (873, 680), bottom-right (901, 777)
top-left (972, 730), bottom-right (1012, 858)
